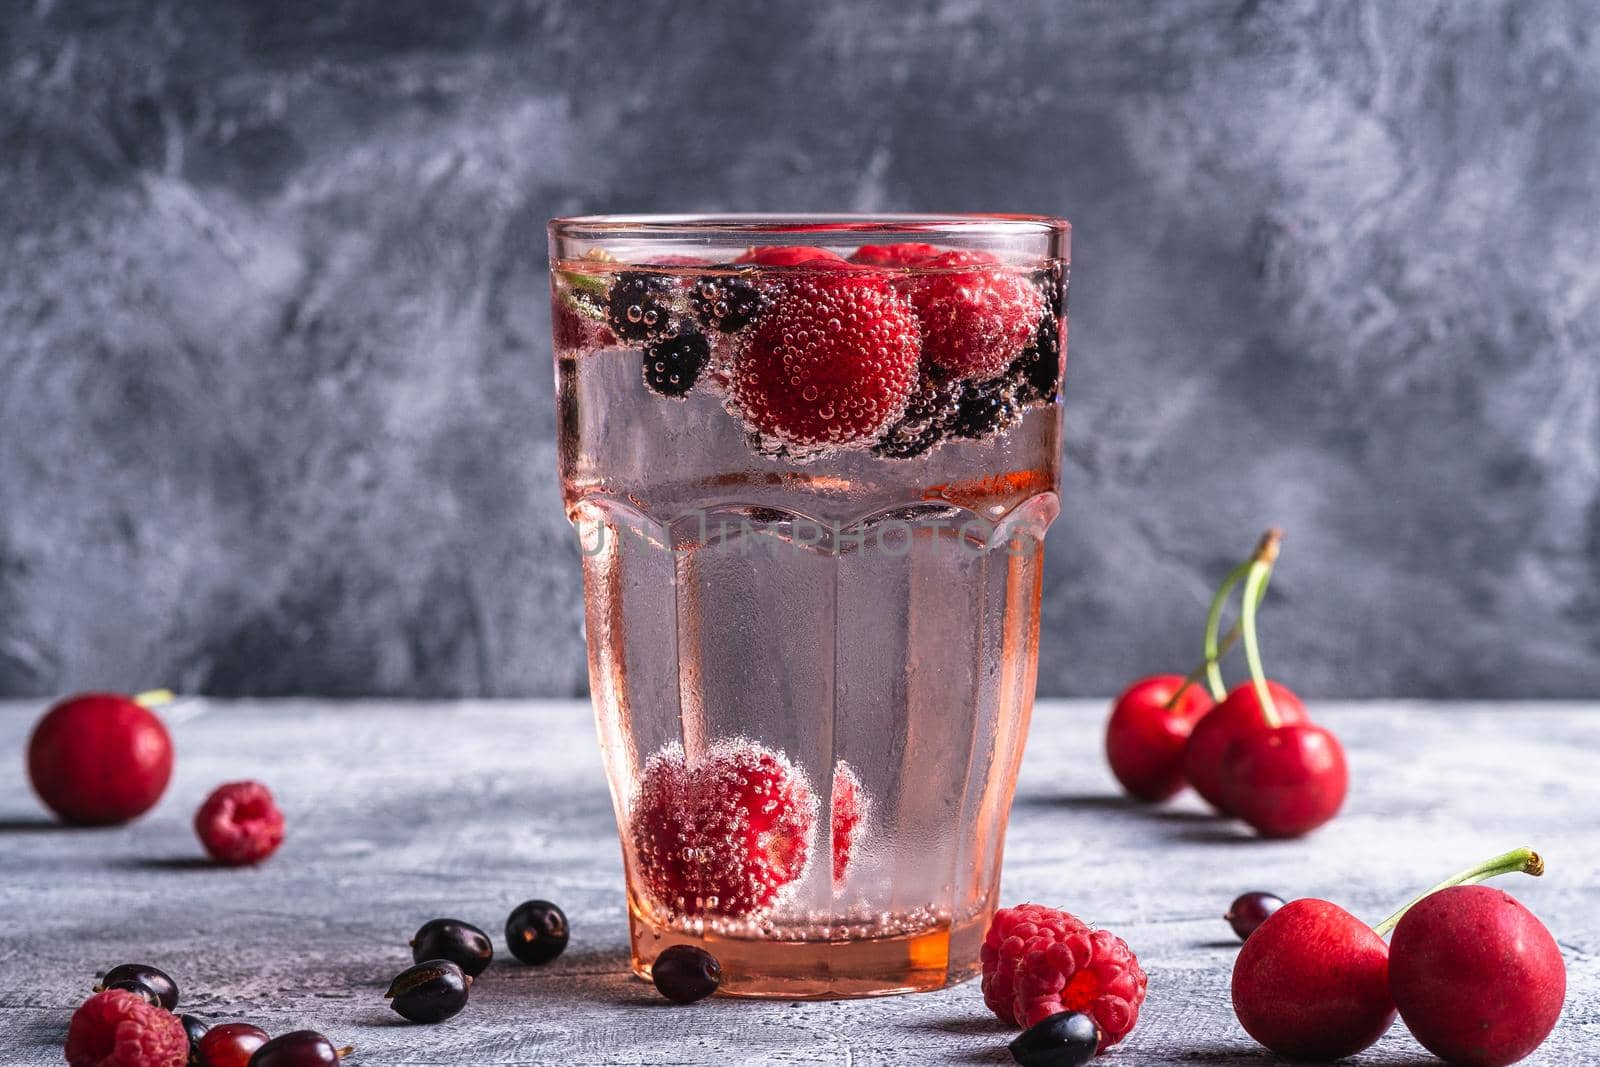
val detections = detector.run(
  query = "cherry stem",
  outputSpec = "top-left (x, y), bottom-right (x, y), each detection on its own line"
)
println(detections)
top-left (132, 689), bottom-right (174, 708)
top-left (1372, 846), bottom-right (1544, 937)
top-left (1200, 531), bottom-right (1280, 702)
top-left (1239, 529), bottom-right (1284, 729)
top-left (1164, 621), bottom-right (1245, 710)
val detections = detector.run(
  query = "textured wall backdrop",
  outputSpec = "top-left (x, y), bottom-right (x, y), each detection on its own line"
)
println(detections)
top-left (1, 1), bottom-right (1597, 699)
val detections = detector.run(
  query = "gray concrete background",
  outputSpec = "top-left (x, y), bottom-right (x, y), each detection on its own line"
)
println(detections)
top-left (1, 1), bottom-right (1597, 699)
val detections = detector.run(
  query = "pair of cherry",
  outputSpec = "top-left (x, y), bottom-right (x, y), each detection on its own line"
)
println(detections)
top-left (1105, 529), bottom-right (1346, 837)
top-left (1233, 847), bottom-right (1566, 1065)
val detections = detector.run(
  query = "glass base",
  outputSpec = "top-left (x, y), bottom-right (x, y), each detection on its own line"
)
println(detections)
top-left (628, 898), bottom-right (992, 998)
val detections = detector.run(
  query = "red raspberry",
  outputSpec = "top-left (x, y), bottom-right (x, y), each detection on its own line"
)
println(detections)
top-left (733, 245), bottom-right (849, 267)
top-left (729, 272), bottom-right (922, 449)
top-left (28, 692), bottom-right (173, 826)
top-left (981, 903), bottom-right (1087, 1024)
top-left (65, 990), bottom-right (188, 1067)
top-left (911, 251), bottom-right (1043, 380)
top-left (632, 740), bottom-right (817, 918)
top-left (830, 761), bottom-right (868, 886)
top-left (194, 781), bottom-right (285, 866)
top-left (849, 242), bottom-right (944, 267)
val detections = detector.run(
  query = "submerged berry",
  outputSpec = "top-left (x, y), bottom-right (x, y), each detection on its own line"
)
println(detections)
top-left (505, 900), bottom-right (570, 965)
top-left (386, 959), bottom-right (471, 1024)
top-left (410, 918), bottom-right (493, 978)
top-left (97, 964), bottom-right (179, 1011)
top-left (605, 272), bottom-right (675, 343)
top-left (949, 377), bottom-right (1021, 440)
top-left (733, 246), bottom-right (849, 267)
top-left (831, 761), bottom-right (868, 886)
top-left (728, 273), bottom-right (921, 450)
top-left (642, 329), bottom-right (710, 397)
top-left (246, 1030), bottom-right (349, 1067)
top-left (911, 252), bottom-right (1044, 381)
top-left (872, 372), bottom-right (959, 459)
top-left (1008, 1010), bottom-right (1101, 1067)
top-left (631, 740), bottom-right (818, 918)
top-left (65, 990), bottom-right (188, 1067)
top-left (690, 272), bottom-right (765, 333)
top-left (198, 1023), bottom-right (269, 1067)
top-left (651, 945), bottom-right (722, 1004)
top-left (1010, 312), bottom-right (1062, 404)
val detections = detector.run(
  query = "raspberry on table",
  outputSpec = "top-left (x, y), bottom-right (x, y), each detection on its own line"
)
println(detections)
top-left (631, 740), bottom-right (818, 918)
top-left (1006, 911), bottom-right (1147, 1051)
top-left (728, 272), bottom-right (922, 450)
top-left (194, 780), bottom-right (285, 866)
top-left (65, 990), bottom-right (188, 1067)
top-left (911, 251), bottom-right (1044, 381)
top-left (982, 903), bottom-right (1088, 1025)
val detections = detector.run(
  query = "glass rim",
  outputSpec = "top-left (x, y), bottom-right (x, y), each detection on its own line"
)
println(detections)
top-left (548, 213), bottom-right (1069, 240)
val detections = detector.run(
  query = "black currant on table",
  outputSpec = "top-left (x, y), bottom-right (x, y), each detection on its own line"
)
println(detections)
top-left (96, 963), bottom-right (179, 1010)
top-left (247, 1029), bottom-right (352, 1067)
top-left (1226, 891), bottom-right (1286, 941)
top-left (386, 959), bottom-right (472, 1024)
top-left (651, 945), bottom-right (722, 1004)
top-left (1007, 1010), bottom-right (1101, 1067)
top-left (410, 918), bottom-right (494, 977)
top-left (505, 899), bottom-right (569, 966)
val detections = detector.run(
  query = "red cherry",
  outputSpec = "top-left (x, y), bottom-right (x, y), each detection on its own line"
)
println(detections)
top-left (1219, 722), bottom-right (1348, 838)
top-left (1181, 680), bottom-right (1306, 813)
top-left (27, 693), bottom-right (174, 826)
top-left (1104, 675), bottom-right (1214, 802)
top-left (1389, 885), bottom-right (1566, 1067)
top-left (198, 1022), bottom-right (270, 1067)
top-left (1231, 898), bottom-right (1396, 1060)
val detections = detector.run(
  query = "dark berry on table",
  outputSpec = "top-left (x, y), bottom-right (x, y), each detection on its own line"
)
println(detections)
top-left (651, 945), bottom-right (722, 1004)
top-left (410, 918), bottom-right (493, 978)
top-left (505, 899), bottom-right (569, 965)
top-left (65, 990), bottom-right (188, 1067)
top-left (246, 1030), bottom-right (350, 1067)
top-left (102, 978), bottom-right (161, 1006)
top-left (873, 372), bottom-right (960, 459)
top-left (1008, 1010), bottom-right (1101, 1067)
top-left (1226, 891), bottom-right (1286, 941)
top-left (949, 376), bottom-right (1021, 440)
top-left (690, 271), bottom-right (765, 333)
top-left (97, 962), bottom-right (179, 1010)
top-left (606, 271), bottom-right (675, 343)
top-left (386, 959), bottom-right (471, 1024)
top-left (180, 1014), bottom-right (210, 1061)
top-left (642, 329), bottom-right (710, 397)
top-left (199, 1022), bottom-right (270, 1067)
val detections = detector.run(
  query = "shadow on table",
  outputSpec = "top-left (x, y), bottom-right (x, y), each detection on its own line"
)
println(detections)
top-left (1014, 792), bottom-right (1223, 824)
top-left (0, 814), bottom-right (76, 833)
top-left (111, 856), bottom-right (220, 872)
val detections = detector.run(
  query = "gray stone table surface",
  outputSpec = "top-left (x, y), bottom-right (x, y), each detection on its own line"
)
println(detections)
top-left (0, 700), bottom-right (1596, 1066)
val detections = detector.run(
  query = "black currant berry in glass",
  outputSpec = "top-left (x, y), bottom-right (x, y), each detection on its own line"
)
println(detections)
top-left (651, 945), bottom-right (722, 1004)
top-left (96, 963), bottom-right (179, 1010)
top-left (410, 918), bottom-right (493, 977)
top-left (179, 1014), bottom-right (209, 1058)
top-left (247, 1030), bottom-right (351, 1067)
top-left (1226, 891), bottom-right (1286, 941)
top-left (505, 900), bottom-right (569, 965)
top-left (386, 959), bottom-right (471, 1024)
top-left (1007, 1010), bottom-right (1101, 1067)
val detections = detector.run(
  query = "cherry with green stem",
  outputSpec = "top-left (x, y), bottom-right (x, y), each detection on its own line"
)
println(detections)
top-left (1181, 531), bottom-right (1310, 813)
top-left (1232, 847), bottom-right (1545, 1061)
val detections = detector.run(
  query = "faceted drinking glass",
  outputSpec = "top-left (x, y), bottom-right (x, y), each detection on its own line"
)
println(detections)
top-left (548, 215), bottom-right (1068, 997)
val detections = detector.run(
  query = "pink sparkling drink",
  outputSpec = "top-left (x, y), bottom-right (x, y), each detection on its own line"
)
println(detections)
top-left (548, 215), bottom-right (1068, 997)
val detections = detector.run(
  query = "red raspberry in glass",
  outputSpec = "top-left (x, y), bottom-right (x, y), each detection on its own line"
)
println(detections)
top-left (728, 271), bottom-right (922, 450)
top-left (65, 990), bottom-right (188, 1067)
top-left (849, 242), bottom-right (944, 267)
top-left (910, 251), bottom-right (1043, 381)
top-left (830, 760), bottom-right (869, 887)
top-left (194, 781), bottom-right (285, 866)
top-left (631, 740), bottom-right (817, 918)
top-left (733, 245), bottom-right (850, 267)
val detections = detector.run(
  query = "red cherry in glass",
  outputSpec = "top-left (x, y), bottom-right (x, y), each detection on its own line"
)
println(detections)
top-left (1219, 722), bottom-right (1348, 838)
top-left (1389, 886), bottom-right (1566, 1067)
top-left (197, 1022), bottom-right (270, 1067)
top-left (1104, 675), bottom-right (1214, 802)
top-left (1182, 680), bottom-right (1306, 813)
top-left (1231, 898), bottom-right (1396, 1060)
top-left (28, 692), bottom-right (173, 825)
